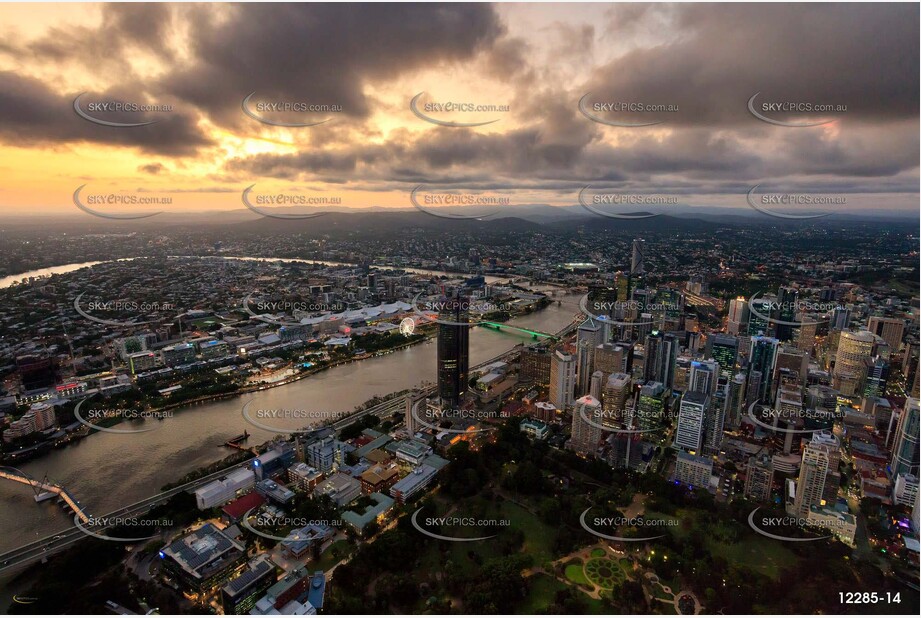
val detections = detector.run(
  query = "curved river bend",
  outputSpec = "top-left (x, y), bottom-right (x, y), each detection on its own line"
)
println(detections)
top-left (0, 257), bottom-right (580, 553)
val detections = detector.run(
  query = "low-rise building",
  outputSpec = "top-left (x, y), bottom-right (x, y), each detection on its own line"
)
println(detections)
top-left (519, 418), bottom-right (550, 440)
top-left (394, 439), bottom-right (433, 466)
top-left (313, 472), bottom-right (361, 507)
top-left (194, 468), bottom-right (256, 510)
top-left (287, 463), bottom-right (324, 492)
top-left (221, 554), bottom-right (278, 615)
top-left (359, 464), bottom-right (400, 495)
top-left (806, 505), bottom-right (857, 546)
top-left (250, 567), bottom-right (317, 615)
top-left (281, 524), bottom-right (335, 560)
top-left (255, 479), bottom-right (296, 505)
top-left (674, 451), bottom-right (713, 489)
top-left (159, 523), bottom-right (247, 593)
top-left (341, 492), bottom-right (395, 533)
top-left (390, 464), bottom-right (438, 504)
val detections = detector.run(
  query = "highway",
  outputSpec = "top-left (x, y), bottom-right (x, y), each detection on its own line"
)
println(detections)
top-left (0, 457), bottom-right (256, 574)
top-left (0, 311), bottom-right (583, 574)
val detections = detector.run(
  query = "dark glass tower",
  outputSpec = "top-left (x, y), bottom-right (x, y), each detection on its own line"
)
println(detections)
top-left (775, 286), bottom-right (798, 341)
top-left (748, 335), bottom-right (779, 404)
top-left (437, 291), bottom-right (469, 407)
top-left (643, 331), bottom-right (678, 389)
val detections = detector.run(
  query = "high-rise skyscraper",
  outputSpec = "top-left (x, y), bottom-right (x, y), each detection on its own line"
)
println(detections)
top-left (589, 370), bottom-right (604, 401)
top-left (832, 330), bottom-right (877, 397)
top-left (744, 454), bottom-right (774, 502)
top-left (631, 238), bottom-right (645, 277)
top-left (774, 345), bottom-right (808, 387)
top-left (793, 431), bottom-right (841, 517)
top-left (867, 316), bottom-right (906, 354)
top-left (576, 319), bottom-right (604, 397)
top-left (794, 319), bottom-right (818, 355)
top-left (707, 333), bottom-right (739, 377)
top-left (727, 297), bottom-right (750, 336)
top-left (688, 359), bottom-right (720, 395)
top-left (404, 391), bottom-right (428, 435)
top-left (436, 291), bottom-right (469, 407)
top-left (830, 306), bottom-right (852, 331)
top-left (643, 331), bottom-right (678, 389)
top-left (520, 345), bottom-right (551, 385)
top-left (728, 372), bottom-right (746, 429)
top-left (891, 398), bottom-right (920, 478)
top-left (675, 391), bottom-right (709, 452)
top-left (775, 286), bottom-right (799, 341)
top-left (636, 381), bottom-right (666, 432)
top-left (570, 395), bottom-right (603, 458)
top-left (748, 295), bottom-right (775, 337)
top-left (549, 349), bottom-right (576, 409)
top-left (594, 342), bottom-right (625, 386)
top-left (703, 378), bottom-right (728, 455)
top-left (602, 372), bottom-right (633, 429)
top-left (748, 336), bottom-right (779, 404)
top-left (863, 356), bottom-right (890, 398)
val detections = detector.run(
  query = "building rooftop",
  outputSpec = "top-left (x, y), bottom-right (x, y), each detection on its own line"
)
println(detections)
top-left (222, 491), bottom-right (266, 520)
top-left (161, 523), bottom-right (245, 579)
top-left (222, 554), bottom-right (276, 597)
top-left (341, 492), bottom-right (395, 531)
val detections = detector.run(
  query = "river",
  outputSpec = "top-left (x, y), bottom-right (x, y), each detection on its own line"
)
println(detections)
top-left (0, 258), bottom-right (580, 553)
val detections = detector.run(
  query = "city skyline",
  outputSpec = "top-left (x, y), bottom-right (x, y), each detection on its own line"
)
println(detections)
top-left (0, 2), bottom-right (918, 617)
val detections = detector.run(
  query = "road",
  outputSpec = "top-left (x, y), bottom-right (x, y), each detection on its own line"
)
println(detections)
top-left (0, 311), bottom-right (583, 574)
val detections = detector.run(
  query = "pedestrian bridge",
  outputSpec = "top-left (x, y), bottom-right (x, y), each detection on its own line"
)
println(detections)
top-left (0, 466), bottom-right (89, 523)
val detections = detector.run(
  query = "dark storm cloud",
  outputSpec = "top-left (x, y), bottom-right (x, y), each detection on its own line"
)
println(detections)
top-left (139, 163), bottom-right (166, 175)
top-left (23, 3), bottom-right (176, 70)
top-left (160, 3), bottom-right (505, 128)
top-left (0, 71), bottom-right (212, 156)
top-left (588, 3), bottom-right (919, 125)
top-left (0, 2), bottom-right (914, 205)
top-left (218, 3), bottom-right (916, 198)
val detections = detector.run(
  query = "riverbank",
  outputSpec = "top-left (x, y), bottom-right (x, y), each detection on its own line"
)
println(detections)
top-left (1, 298), bottom-right (560, 466)
top-left (0, 332), bottom-right (434, 466)
top-left (0, 293), bottom-right (583, 559)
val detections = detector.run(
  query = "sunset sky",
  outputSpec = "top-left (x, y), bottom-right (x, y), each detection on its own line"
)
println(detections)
top-left (0, 2), bottom-right (917, 216)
